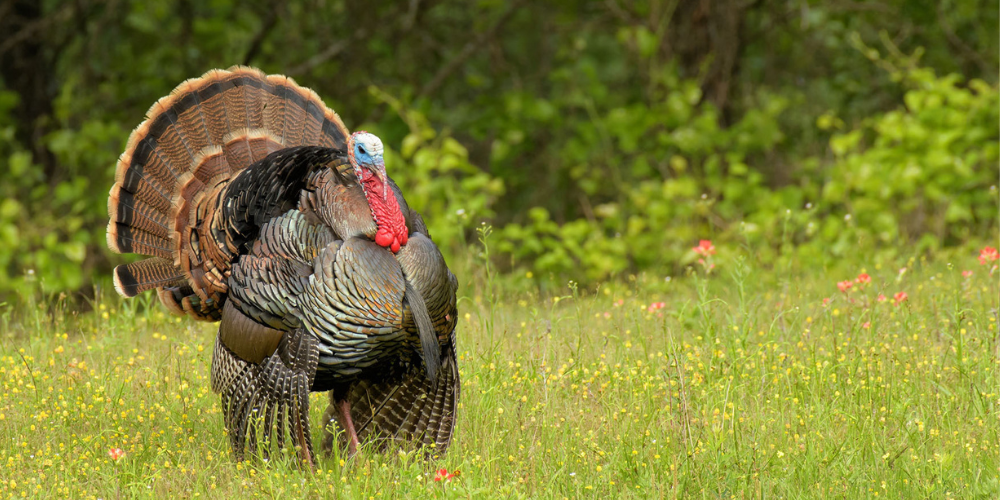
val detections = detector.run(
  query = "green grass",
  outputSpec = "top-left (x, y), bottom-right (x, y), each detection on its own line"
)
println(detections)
top-left (1, 250), bottom-right (997, 499)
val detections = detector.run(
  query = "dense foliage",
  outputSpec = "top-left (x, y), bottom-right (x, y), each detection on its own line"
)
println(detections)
top-left (0, 0), bottom-right (996, 295)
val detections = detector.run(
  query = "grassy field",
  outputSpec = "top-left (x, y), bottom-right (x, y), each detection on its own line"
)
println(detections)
top-left (1, 247), bottom-right (997, 499)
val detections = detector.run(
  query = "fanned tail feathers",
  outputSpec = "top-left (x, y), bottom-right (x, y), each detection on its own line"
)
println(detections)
top-left (107, 66), bottom-right (350, 318)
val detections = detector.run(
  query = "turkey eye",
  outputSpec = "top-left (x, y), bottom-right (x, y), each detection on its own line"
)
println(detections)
top-left (358, 146), bottom-right (367, 155)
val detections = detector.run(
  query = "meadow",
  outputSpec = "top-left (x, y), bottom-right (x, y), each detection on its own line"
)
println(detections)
top-left (1, 242), bottom-right (997, 499)
top-left (1, 2), bottom-right (996, 498)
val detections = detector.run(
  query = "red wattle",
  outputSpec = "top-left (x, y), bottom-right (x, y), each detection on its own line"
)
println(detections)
top-left (364, 176), bottom-right (409, 254)
top-left (375, 228), bottom-right (394, 248)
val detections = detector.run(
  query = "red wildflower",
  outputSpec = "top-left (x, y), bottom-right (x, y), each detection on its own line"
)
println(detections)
top-left (855, 273), bottom-right (871, 285)
top-left (647, 302), bottom-right (665, 313)
top-left (693, 240), bottom-right (716, 257)
top-left (979, 247), bottom-right (999, 265)
top-left (108, 448), bottom-right (125, 461)
top-left (822, 297), bottom-right (831, 306)
top-left (837, 280), bottom-right (853, 293)
top-left (962, 270), bottom-right (972, 278)
top-left (876, 294), bottom-right (887, 303)
top-left (434, 468), bottom-right (460, 482)
top-left (862, 322), bottom-right (871, 329)
top-left (893, 292), bottom-right (908, 306)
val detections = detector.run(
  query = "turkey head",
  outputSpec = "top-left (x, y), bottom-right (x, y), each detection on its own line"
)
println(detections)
top-left (348, 132), bottom-right (408, 253)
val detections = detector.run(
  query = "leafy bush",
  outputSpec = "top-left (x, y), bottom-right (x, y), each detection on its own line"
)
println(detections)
top-left (495, 91), bottom-right (789, 280)
top-left (0, 91), bottom-right (123, 295)
top-left (494, 45), bottom-right (998, 283)
top-left (818, 41), bottom-right (998, 253)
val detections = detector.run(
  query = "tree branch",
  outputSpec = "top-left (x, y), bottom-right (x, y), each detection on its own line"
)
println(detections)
top-left (0, 2), bottom-right (73, 58)
top-left (417, 1), bottom-right (524, 99)
top-left (242, 1), bottom-right (283, 66)
top-left (935, 3), bottom-right (992, 77)
top-left (403, 0), bottom-right (421, 31)
top-left (286, 27), bottom-right (367, 76)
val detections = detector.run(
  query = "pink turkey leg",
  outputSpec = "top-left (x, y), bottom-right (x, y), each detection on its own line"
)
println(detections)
top-left (337, 398), bottom-right (361, 456)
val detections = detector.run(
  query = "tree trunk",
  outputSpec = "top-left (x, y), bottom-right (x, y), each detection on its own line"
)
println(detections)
top-left (0, 0), bottom-right (58, 180)
top-left (667, 0), bottom-right (752, 121)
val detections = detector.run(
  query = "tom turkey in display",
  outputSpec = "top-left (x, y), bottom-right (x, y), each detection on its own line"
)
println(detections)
top-left (106, 66), bottom-right (460, 466)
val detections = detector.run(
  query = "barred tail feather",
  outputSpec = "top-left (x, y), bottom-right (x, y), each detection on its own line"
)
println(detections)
top-left (113, 257), bottom-right (185, 298)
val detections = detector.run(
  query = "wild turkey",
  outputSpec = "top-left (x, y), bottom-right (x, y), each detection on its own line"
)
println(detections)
top-left (106, 66), bottom-right (460, 466)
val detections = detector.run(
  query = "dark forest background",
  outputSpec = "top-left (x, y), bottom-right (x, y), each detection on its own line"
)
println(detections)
top-left (0, 0), bottom-right (997, 297)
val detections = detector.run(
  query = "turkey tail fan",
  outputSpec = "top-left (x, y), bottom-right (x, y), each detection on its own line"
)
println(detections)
top-left (322, 349), bottom-right (461, 457)
top-left (107, 66), bottom-right (351, 319)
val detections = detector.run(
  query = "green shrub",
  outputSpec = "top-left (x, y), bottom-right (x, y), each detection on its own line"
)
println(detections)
top-left (494, 45), bottom-right (998, 283)
top-left (494, 72), bottom-right (790, 280)
top-left (819, 43), bottom-right (998, 253)
top-left (0, 91), bottom-right (123, 295)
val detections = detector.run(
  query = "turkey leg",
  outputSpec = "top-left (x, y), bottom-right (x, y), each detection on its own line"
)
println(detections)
top-left (335, 398), bottom-right (362, 456)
